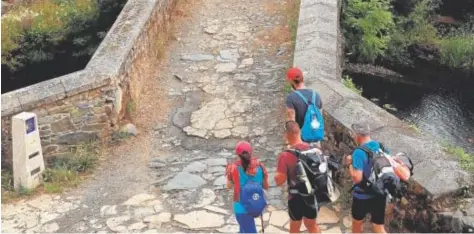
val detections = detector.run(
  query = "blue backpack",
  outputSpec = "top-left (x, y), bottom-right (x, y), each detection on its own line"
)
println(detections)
top-left (240, 170), bottom-right (267, 217)
top-left (294, 90), bottom-right (325, 142)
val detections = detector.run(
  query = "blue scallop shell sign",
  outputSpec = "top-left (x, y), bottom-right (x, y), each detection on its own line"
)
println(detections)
top-left (26, 117), bottom-right (36, 134)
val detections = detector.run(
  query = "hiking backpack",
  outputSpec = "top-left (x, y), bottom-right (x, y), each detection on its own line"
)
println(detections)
top-left (352, 143), bottom-right (414, 201)
top-left (239, 167), bottom-right (267, 217)
top-left (286, 148), bottom-right (340, 205)
top-left (294, 91), bottom-right (325, 142)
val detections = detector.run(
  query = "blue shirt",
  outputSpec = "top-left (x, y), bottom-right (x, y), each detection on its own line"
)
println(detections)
top-left (233, 166), bottom-right (265, 214)
top-left (352, 140), bottom-right (390, 200)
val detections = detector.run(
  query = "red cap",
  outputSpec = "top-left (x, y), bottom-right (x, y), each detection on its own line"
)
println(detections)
top-left (235, 141), bottom-right (253, 157)
top-left (286, 67), bottom-right (303, 81)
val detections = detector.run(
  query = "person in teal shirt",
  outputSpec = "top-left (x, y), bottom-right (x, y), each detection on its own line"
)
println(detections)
top-left (345, 123), bottom-right (390, 233)
top-left (226, 141), bottom-right (269, 233)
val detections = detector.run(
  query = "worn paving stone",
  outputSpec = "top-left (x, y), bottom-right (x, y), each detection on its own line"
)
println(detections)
top-left (183, 161), bottom-right (207, 173)
top-left (133, 207), bottom-right (156, 219)
top-left (128, 222), bottom-right (147, 231)
top-left (206, 158), bottom-right (228, 167)
top-left (215, 63), bottom-right (237, 73)
top-left (163, 172), bottom-right (207, 191)
top-left (181, 54), bottom-right (214, 61)
top-left (318, 206), bottom-right (339, 224)
top-left (342, 215), bottom-right (351, 228)
top-left (213, 175), bottom-right (227, 186)
top-left (123, 194), bottom-right (156, 206)
top-left (106, 216), bottom-right (130, 232)
top-left (174, 210), bottom-right (225, 229)
top-left (194, 188), bottom-right (217, 208)
top-left (100, 205), bottom-right (117, 216)
top-left (263, 225), bottom-right (286, 233)
top-left (269, 210), bottom-right (289, 227)
top-left (203, 205), bottom-right (230, 215)
top-left (323, 227), bottom-right (342, 233)
top-left (217, 225), bottom-right (240, 233)
top-left (41, 222), bottom-right (59, 232)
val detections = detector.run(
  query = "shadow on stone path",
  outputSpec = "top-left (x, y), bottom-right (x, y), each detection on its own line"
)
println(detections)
top-left (1, 0), bottom-right (352, 233)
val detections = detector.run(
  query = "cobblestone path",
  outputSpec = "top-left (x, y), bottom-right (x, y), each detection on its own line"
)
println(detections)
top-left (2, 0), bottom-right (351, 233)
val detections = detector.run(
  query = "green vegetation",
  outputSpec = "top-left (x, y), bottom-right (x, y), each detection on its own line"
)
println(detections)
top-left (126, 100), bottom-right (137, 115)
top-left (443, 145), bottom-right (474, 172)
top-left (341, 0), bottom-right (474, 74)
top-left (1, 142), bottom-right (100, 203)
top-left (342, 75), bottom-right (363, 95)
top-left (342, 0), bottom-right (395, 63)
top-left (1, 0), bottom-right (99, 72)
top-left (439, 22), bottom-right (474, 72)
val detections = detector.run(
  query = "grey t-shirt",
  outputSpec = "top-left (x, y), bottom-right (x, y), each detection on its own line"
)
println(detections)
top-left (285, 89), bottom-right (323, 129)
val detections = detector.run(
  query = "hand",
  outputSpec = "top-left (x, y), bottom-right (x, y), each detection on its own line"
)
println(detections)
top-left (344, 155), bottom-right (352, 166)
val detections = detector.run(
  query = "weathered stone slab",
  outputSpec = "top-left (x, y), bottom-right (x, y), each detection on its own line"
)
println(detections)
top-left (163, 172), bottom-right (207, 191)
top-left (1, 92), bottom-right (22, 116)
top-left (16, 79), bottom-right (66, 111)
top-left (181, 54), bottom-right (215, 61)
top-left (123, 194), bottom-right (156, 206)
top-left (183, 161), bottom-right (207, 173)
top-left (174, 210), bottom-right (225, 229)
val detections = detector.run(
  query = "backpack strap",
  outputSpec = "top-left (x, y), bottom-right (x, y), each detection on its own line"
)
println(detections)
top-left (311, 91), bottom-right (316, 106)
top-left (349, 145), bottom-right (375, 194)
top-left (294, 91), bottom-right (309, 106)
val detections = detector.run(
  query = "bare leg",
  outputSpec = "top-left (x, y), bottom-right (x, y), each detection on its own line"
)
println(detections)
top-left (352, 218), bottom-right (364, 233)
top-left (303, 217), bottom-right (321, 233)
top-left (289, 220), bottom-right (302, 233)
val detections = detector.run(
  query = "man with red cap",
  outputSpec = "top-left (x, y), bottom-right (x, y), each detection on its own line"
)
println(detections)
top-left (226, 141), bottom-right (269, 233)
top-left (285, 67), bottom-right (323, 147)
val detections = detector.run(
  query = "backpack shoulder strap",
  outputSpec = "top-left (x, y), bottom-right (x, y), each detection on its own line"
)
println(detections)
top-left (294, 91), bottom-right (309, 106)
top-left (311, 91), bottom-right (316, 105)
top-left (378, 142), bottom-right (386, 153)
top-left (356, 145), bottom-right (374, 159)
top-left (284, 149), bottom-right (301, 159)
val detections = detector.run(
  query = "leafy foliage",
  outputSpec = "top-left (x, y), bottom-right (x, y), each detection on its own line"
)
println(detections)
top-left (439, 18), bottom-right (474, 71)
top-left (342, 0), bottom-right (395, 63)
top-left (1, 0), bottom-right (99, 71)
top-left (385, 0), bottom-right (439, 67)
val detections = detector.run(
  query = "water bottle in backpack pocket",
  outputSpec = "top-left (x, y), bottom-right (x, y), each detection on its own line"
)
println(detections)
top-left (286, 148), bottom-right (340, 206)
top-left (294, 91), bottom-right (324, 142)
top-left (240, 178), bottom-right (267, 217)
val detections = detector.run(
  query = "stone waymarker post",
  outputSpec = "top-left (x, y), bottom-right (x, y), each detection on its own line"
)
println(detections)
top-left (12, 112), bottom-right (45, 191)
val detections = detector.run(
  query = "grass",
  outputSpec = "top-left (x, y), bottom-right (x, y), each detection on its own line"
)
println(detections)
top-left (283, 83), bottom-right (293, 93)
top-left (342, 75), bottom-right (363, 95)
top-left (286, 0), bottom-right (301, 46)
top-left (1, 142), bottom-right (100, 203)
top-left (443, 145), bottom-right (474, 172)
top-left (126, 100), bottom-right (136, 115)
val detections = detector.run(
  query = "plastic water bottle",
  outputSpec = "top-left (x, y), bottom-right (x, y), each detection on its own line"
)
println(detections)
top-left (311, 115), bottom-right (320, 129)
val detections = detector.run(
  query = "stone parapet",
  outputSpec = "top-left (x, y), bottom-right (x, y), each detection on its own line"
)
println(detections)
top-left (1, 0), bottom-right (178, 166)
top-left (293, 0), bottom-right (473, 232)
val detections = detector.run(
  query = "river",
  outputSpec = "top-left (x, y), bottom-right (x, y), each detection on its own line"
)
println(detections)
top-left (347, 73), bottom-right (474, 154)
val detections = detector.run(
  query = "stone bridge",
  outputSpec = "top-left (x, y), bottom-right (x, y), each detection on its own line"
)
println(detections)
top-left (1, 0), bottom-right (473, 233)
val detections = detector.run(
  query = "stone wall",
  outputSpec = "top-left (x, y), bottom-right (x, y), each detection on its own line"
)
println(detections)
top-left (293, 0), bottom-right (473, 232)
top-left (1, 0), bottom-right (178, 168)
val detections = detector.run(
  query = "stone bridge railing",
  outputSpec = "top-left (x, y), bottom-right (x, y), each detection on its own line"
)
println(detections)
top-left (1, 0), bottom-right (178, 167)
top-left (293, 0), bottom-right (473, 232)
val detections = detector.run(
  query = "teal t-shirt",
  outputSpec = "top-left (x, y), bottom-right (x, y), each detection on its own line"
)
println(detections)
top-left (352, 140), bottom-right (390, 200)
top-left (233, 166), bottom-right (265, 214)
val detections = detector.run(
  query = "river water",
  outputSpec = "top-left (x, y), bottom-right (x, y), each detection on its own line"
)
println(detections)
top-left (348, 73), bottom-right (474, 154)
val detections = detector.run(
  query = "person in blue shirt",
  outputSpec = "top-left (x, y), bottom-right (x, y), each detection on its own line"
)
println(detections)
top-left (226, 141), bottom-right (269, 233)
top-left (344, 123), bottom-right (390, 233)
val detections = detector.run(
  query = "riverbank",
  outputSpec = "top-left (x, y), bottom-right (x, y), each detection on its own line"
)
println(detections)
top-left (341, 0), bottom-right (474, 85)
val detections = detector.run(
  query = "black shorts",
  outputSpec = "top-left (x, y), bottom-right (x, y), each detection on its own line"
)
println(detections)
top-left (288, 195), bottom-right (318, 221)
top-left (352, 196), bottom-right (386, 225)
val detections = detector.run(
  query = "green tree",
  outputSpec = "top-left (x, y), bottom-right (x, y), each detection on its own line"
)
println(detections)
top-left (342, 0), bottom-right (395, 63)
